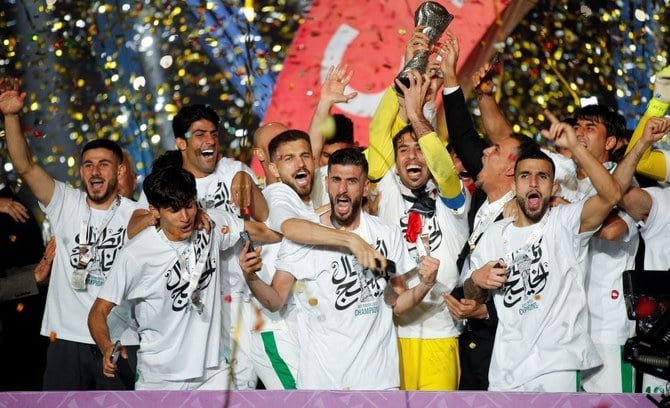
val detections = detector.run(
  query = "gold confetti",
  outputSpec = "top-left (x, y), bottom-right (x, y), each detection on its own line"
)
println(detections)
top-left (308, 297), bottom-right (318, 306)
top-left (49, 331), bottom-right (57, 342)
top-left (16, 303), bottom-right (24, 312)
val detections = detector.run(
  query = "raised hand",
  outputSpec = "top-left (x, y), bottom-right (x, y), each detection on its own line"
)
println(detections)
top-left (394, 69), bottom-right (430, 121)
top-left (540, 109), bottom-right (578, 150)
top-left (418, 255), bottom-right (439, 287)
top-left (404, 25), bottom-right (431, 63)
top-left (642, 116), bottom-right (670, 144)
top-left (240, 241), bottom-right (263, 280)
top-left (0, 77), bottom-right (27, 115)
top-left (436, 31), bottom-right (459, 84)
top-left (472, 63), bottom-right (495, 96)
top-left (321, 64), bottom-right (358, 105)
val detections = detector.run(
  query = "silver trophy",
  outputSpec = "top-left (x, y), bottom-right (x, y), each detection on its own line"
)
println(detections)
top-left (395, 1), bottom-right (454, 95)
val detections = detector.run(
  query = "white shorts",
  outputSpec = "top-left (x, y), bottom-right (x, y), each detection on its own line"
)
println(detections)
top-left (248, 315), bottom-right (299, 389)
top-left (582, 343), bottom-right (635, 393)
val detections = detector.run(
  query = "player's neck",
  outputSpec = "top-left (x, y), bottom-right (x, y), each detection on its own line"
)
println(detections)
top-left (86, 194), bottom-right (119, 210)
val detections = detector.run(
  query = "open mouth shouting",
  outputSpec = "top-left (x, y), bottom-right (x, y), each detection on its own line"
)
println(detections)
top-left (200, 147), bottom-right (216, 159)
top-left (293, 168), bottom-right (312, 191)
top-left (88, 177), bottom-right (106, 194)
top-left (525, 191), bottom-right (543, 212)
top-left (405, 163), bottom-right (425, 182)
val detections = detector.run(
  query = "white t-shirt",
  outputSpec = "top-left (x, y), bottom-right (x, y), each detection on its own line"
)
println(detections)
top-left (575, 166), bottom-right (638, 345)
top-left (275, 212), bottom-right (415, 390)
top-left (376, 170), bottom-right (469, 338)
top-left (639, 186), bottom-right (670, 269)
top-left (98, 209), bottom-right (243, 382)
top-left (466, 202), bottom-right (602, 390)
top-left (39, 181), bottom-right (136, 344)
top-left (256, 183), bottom-right (318, 323)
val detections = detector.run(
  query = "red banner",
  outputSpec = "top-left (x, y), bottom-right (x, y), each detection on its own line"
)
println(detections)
top-left (259, 0), bottom-right (529, 174)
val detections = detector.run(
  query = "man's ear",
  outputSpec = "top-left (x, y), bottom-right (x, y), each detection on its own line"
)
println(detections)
top-left (175, 138), bottom-right (187, 151)
top-left (149, 205), bottom-right (160, 220)
top-left (268, 162), bottom-right (280, 180)
top-left (605, 135), bottom-right (617, 152)
top-left (551, 182), bottom-right (559, 196)
top-left (511, 181), bottom-right (517, 196)
top-left (363, 178), bottom-right (370, 199)
top-left (253, 147), bottom-right (266, 162)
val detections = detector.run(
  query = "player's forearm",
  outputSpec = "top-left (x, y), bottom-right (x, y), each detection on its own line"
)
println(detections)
top-left (248, 183), bottom-right (268, 222)
top-left (571, 145), bottom-right (621, 206)
top-left (88, 302), bottom-right (114, 353)
top-left (392, 280), bottom-right (433, 315)
top-left (417, 132), bottom-right (463, 204)
top-left (245, 274), bottom-right (285, 312)
top-left (281, 218), bottom-right (351, 248)
top-left (463, 277), bottom-right (487, 304)
top-left (3, 113), bottom-right (33, 175)
top-left (307, 99), bottom-right (332, 160)
top-left (477, 93), bottom-right (513, 143)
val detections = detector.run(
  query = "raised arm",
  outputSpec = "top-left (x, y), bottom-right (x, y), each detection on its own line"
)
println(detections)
top-left (281, 217), bottom-right (387, 272)
top-left (230, 170), bottom-right (268, 222)
top-left (471, 63), bottom-right (513, 143)
top-left (437, 33), bottom-right (487, 178)
top-left (307, 64), bottom-right (358, 161)
top-left (395, 69), bottom-right (464, 206)
top-left (390, 255), bottom-right (439, 315)
top-left (623, 65), bottom-right (670, 181)
top-left (0, 78), bottom-right (55, 206)
top-left (541, 110), bottom-right (621, 233)
top-left (614, 117), bottom-right (670, 193)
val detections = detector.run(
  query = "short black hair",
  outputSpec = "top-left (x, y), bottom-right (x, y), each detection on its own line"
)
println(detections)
top-left (514, 145), bottom-right (556, 180)
top-left (172, 104), bottom-right (220, 140)
top-left (391, 125), bottom-right (416, 156)
top-left (573, 104), bottom-right (627, 143)
top-left (144, 167), bottom-right (197, 210)
top-left (82, 139), bottom-right (123, 163)
top-left (151, 150), bottom-right (183, 173)
top-left (326, 114), bottom-right (354, 146)
top-left (267, 129), bottom-right (311, 161)
top-left (328, 147), bottom-right (368, 177)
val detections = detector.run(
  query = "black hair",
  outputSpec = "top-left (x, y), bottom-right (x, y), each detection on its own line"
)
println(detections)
top-left (326, 114), bottom-right (354, 146)
top-left (82, 139), bottom-right (123, 163)
top-left (151, 150), bottom-right (183, 173)
top-left (328, 147), bottom-right (369, 176)
top-left (573, 104), bottom-right (627, 145)
top-left (172, 104), bottom-right (220, 140)
top-left (514, 145), bottom-right (556, 180)
top-left (143, 167), bottom-right (197, 210)
top-left (391, 125), bottom-right (417, 155)
top-left (267, 129), bottom-right (312, 161)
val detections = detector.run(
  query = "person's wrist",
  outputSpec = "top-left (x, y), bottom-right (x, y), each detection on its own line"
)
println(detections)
top-left (419, 275), bottom-right (436, 288)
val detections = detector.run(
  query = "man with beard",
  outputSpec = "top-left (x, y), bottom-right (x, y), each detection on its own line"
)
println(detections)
top-left (241, 130), bottom-right (389, 389)
top-left (369, 67), bottom-right (468, 390)
top-left (241, 147), bottom-right (439, 389)
top-left (130, 104), bottom-right (268, 389)
top-left (465, 111), bottom-right (622, 391)
top-left (0, 78), bottom-right (137, 390)
top-left (437, 32), bottom-right (539, 390)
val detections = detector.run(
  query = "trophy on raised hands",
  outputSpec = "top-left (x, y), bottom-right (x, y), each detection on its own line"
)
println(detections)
top-left (394, 1), bottom-right (454, 95)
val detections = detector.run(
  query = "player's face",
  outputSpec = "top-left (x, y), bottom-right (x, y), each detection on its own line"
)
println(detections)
top-left (177, 119), bottom-right (219, 178)
top-left (80, 148), bottom-right (120, 205)
top-left (269, 139), bottom-right (314, 200)
top-left (513, 158), bottom-right (556, 223)
top-left (477, 137), bottom-right (520, 192)
top-left (155, 200), bottom-right (198, 241)
top-left (395, 132), bottom-right (430, 190)
top-left (328, 164), bottom-right (368, 228)
top-left (573, 119), bottom-right (615, 163)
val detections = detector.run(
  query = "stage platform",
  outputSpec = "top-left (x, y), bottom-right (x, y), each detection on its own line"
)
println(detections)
top-left (0, 390), bottom-right (660, 407)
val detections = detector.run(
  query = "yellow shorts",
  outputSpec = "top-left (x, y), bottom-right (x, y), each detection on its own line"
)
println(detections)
top-left (398, 337), bottom-right (460, 390)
